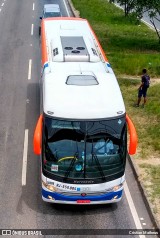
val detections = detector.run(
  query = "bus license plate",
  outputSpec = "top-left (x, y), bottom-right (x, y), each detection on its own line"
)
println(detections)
top-left (77, 200), bottom-right (90, 204)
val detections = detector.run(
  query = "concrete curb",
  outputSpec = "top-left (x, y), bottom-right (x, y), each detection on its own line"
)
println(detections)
top-left (128, 155), bottom-right (160, 229)
top-left (68, 0), bottom-right (80, 18)
top-left (68, 0), bottom-right (160, 230)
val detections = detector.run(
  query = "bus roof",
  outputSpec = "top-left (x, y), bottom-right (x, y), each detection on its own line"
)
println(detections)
top-left (41, 18), bottom-right (125, 119)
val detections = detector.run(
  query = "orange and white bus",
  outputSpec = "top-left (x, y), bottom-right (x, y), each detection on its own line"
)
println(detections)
top-left (33, 17), bottom-right (137, 204)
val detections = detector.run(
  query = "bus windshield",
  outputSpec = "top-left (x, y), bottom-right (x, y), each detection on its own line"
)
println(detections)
top-left (42, 115), bottom-right (127, 183)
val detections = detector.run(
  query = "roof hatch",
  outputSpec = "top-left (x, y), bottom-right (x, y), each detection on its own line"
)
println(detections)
top-left (66, 75), bottom-right (98, 86)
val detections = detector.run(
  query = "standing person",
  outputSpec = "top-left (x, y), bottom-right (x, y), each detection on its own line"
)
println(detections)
top-left (135, 68), bottom-right (150, 107)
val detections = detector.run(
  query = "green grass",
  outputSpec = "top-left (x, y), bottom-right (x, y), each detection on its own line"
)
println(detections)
top-left (119, 80), bottom-right (160, 154)
top-left (140, 164), bottom-right (160, 200)
top-left (72, 0), bottom-right (160, 76)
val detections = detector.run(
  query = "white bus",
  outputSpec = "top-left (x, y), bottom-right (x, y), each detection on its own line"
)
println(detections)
top-left (33, 17), bottom-right (137, 204)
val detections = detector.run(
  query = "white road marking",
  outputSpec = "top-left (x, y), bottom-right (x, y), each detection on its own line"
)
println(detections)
top-left (0, 9), bottom-right (1, 12)
top-left (124, 182), bottom-right (146, 238)
top-left (141, 19), bottom-right (159, 31)
top-left (63, 0), bottom-right (70, 17)
top-left (22, 129), bottom-right (29, 186)
top-left (28, 59), bottom-right (32, 80)
top-left (31, 23), bottom-right (34, 35)
top-left (140, 218), bottom-right (144, 220)
top-left (142, 223), bottom-right (146, 226)
top-left (32, 3), bottom-right (35, 11)
top-left (114, 3), bottom-right (123, 10)
top-left (1, 3), bottom-right (4, 7)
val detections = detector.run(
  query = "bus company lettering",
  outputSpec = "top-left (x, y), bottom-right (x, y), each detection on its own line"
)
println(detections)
top-left (74, 180), bottom-right (94, 184)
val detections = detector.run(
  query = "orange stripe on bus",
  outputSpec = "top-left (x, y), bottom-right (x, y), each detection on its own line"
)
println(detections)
top-left (43, 17), bottom-right (86, 22)
top-left (33, 114), bottom-right (43, 155)
top-left (41, 20), bottom-right (48, 66)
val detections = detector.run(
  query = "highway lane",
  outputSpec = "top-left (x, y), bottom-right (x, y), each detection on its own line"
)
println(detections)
top-left (0, 0), bottom-right (40, 230)
top-left (41, 0), bottom-right (72, 17)
top-left (0, 0), bottom-right (158, 237)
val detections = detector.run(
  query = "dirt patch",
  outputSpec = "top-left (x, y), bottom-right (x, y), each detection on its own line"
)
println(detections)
top-left (150, 78), bottom-right (160, 85)
top-left (120, 75), bottom-right (160, 85)
top-left (136, 156), bottom-right (160, 166)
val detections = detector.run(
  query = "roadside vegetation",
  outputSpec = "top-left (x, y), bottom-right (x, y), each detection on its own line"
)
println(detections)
top-left (116, 0), bottom-right (160, 43)
top-left (72, 0), bottom-right (160, 223)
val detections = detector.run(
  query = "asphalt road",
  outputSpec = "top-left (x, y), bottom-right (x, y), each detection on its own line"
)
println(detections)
top-left (0, 0), bottom-right (158, 237)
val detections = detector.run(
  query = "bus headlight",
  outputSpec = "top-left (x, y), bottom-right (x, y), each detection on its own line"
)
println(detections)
top-left (112, 183), bottom-right (123, 192)
top-left (47, 185), bottom-right (57, 192)
top-left (48, 195), bottom-right (55, 201)
top-left (42, 181), bottom-right (57, 192)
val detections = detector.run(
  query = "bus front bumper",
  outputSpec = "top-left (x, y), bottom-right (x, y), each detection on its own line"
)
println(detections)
top-left (42, 189), bottom-right (123, 204)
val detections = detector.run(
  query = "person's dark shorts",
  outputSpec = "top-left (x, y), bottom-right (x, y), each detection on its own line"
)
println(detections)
top-left (138, 88), bottom-right (147, 97)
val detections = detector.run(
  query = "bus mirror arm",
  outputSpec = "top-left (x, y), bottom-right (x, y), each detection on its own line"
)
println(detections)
top-left (126, 114), bottom-right (138, 155)
top-left (33, 114), bottom-right (43, 155)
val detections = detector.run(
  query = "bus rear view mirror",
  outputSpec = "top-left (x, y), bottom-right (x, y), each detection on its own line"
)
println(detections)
top-left (33, 115), bottom-right (43, 155)
top-left (126, 114), bottom-right (138, 155)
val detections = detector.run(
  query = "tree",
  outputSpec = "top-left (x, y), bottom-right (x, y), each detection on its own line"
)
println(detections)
top-left (115, 0), bottom-right (160, 42)
top-left (116, 0), bottom-right (138, 17)
top-left (145, 1), bottom-right (160, 43)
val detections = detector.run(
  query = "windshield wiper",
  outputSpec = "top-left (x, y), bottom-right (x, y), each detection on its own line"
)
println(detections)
top-left (63, 140), bottom-right (80, 182)
top-left (91, 140), bottom-right (106, 181)
top-left (92, 153), bottom-right (106, 181)
top-left (63, 152), bottom-right (78, 182)
top-left (45, 143), bottom-right (58, 161)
